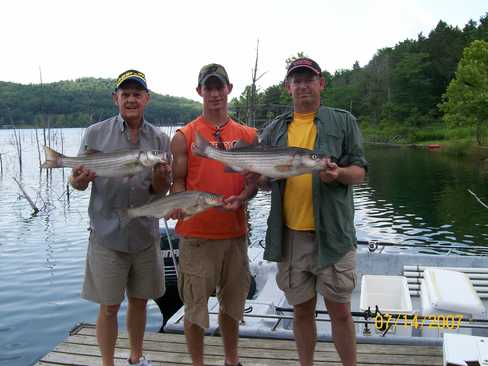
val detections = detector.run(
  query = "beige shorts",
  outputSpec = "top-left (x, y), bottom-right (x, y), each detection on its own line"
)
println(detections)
top-left (178, 236), bottom-right (250, 329)
top-left (81, 235), bottom-right (165, 305)
top-left (277, 228), bottom-right (356, 305)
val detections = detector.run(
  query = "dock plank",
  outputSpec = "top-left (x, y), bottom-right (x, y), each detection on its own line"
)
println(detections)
top-left (35, 324), bottom-right (443, 366)
top-left (75, 327), bottom-right (442, 356)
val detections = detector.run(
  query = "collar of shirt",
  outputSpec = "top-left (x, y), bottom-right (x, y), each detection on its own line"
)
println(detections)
top-left (200, 115), bottom-right (231, 132)
top-left (282, 110), bottom-right (321, 125)
top-left (116, 114), bottom-right (149, 135)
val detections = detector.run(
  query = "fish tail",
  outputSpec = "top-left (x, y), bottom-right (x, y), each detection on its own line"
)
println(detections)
top-left (41, 146), bottom-right (63, 168)
top-left (192, 132), bottom-right (210, 157)
top-left (118, 208), bottom-right (133, 228)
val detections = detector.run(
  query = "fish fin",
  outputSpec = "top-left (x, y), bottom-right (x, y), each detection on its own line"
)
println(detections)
top-left (41, 146), bottom-right (64, 168)
top-left (80, 148), bottom-right (102, 156)
top-left (228, 139), bottom-right (251, 150)
top-left (118, 208), bottom-right (133, 228)
top-left (224, 165), bottom-right (243, 173)
top-left (274, 164), bottom-right (293, 172)
top-left (192, 131), bottom-right (210, 157)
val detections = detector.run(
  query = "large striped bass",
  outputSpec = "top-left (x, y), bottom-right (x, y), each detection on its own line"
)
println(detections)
top-left (192, 132), bottom-right (329, 179)
top-left (40, 146), bottom-right (167, 178)
top-left (118, 191), bottom-right (223, 226)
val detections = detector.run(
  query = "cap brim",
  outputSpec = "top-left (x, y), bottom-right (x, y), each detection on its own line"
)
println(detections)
top-left (117, 77), bottom-right (148, 90)
top-left (199, 73), bottom-right (227, 86)
top-left (286, 65), bottom-right (320, 77)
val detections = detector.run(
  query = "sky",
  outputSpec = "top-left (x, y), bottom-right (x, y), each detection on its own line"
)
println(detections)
top-left (1, 0), bottom-right (487, 102)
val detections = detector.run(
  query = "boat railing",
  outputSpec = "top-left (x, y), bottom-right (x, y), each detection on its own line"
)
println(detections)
top-left (358, 239), bottom-right (488, 256)
top-left (204, 307), bottom-right (488, 333)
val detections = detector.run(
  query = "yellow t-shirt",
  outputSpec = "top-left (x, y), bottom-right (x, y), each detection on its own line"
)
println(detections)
top-left (283, 112), bottom-right (316, 230)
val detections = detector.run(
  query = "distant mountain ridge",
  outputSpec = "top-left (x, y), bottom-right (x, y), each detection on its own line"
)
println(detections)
top-left (0, 78), bottom-right (201, 127)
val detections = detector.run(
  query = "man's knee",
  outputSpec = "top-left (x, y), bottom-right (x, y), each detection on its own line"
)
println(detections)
top-left (128, 297), bottom-right (148, 310)
top-left (294, 297), bottom-right (316, 320)
top-left (325, 300), bottom-right (351, 322)
top-left (100, 304), bottom-right (120, 318)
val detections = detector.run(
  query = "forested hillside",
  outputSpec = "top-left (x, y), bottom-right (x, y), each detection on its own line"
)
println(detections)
top-left (0, 77), bottom-right (201, 127)
top-left (232, 14), bottom-right (488, 143)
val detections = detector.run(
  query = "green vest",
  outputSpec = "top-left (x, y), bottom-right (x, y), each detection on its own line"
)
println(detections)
top-left (260, 106), bottom-right (368, 267)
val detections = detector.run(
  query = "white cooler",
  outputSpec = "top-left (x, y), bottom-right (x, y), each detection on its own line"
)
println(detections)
top-left (443, 333), bottom-right (488, 366)
top-left (421, 268), bottom-right (485, 337)
top-left (360, 275), bottom-right (413, 336)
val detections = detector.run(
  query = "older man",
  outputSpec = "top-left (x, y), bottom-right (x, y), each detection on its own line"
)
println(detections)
top-left (70, 70), bottom-right (171, 366)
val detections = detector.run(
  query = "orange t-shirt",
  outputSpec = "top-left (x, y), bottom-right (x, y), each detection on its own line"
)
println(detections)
top-left (175, 116), bottom-right (257, 239)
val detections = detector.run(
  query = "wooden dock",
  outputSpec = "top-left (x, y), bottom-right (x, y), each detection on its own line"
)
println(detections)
top-left (36, 323), bottom-right (442, 365)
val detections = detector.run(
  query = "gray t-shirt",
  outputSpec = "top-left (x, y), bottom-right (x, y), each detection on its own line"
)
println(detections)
top-left (79, 114), bottom-right (171, 253)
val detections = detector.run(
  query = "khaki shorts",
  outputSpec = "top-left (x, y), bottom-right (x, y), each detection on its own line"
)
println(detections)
top-left (178, 236), bottom-right (250, 329)
top-left (81, 234), bottom-right (165, 305)
top-left (276, 228), bottom-right (356, 305)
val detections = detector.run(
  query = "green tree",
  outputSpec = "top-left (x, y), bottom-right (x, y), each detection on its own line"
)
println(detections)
top-left (440, 40), bottom-right (488, 145)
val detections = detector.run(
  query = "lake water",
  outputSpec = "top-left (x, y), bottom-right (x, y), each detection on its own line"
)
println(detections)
top-left (0, 128), bottom-right (487, 365)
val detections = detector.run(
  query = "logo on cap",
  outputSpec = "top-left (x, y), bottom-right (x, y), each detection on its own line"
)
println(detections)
top-left (198, 63), bottom-right (230, 86)
top-left (286, 57), bottom-right (321, 78)
top-left (116, 70), bottom-right (148, 90)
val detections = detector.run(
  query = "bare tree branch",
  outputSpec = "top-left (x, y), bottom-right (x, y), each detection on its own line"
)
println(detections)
top-left (468, 189), bottom-right (488, 209)
top-left (13, 177), bottom-right (39, 214)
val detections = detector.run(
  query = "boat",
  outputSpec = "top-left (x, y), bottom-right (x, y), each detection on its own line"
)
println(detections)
top-left (158, 230), bottom-right (488, 350)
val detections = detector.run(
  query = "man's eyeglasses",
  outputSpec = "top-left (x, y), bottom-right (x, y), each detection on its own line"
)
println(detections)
top-left (214, 128), bottom-right (226, 150)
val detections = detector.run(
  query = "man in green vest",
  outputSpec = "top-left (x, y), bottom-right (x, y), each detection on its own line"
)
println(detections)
top-left (259, 57), bottom-right (367, 366)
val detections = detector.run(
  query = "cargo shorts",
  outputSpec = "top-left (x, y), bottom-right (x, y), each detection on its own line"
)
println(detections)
top-left (81, 234), bottom-right (165, 305)
top-left (178, 236), bottom-right (250, 329)
top-left (276, 228), bottom-right (357, 305)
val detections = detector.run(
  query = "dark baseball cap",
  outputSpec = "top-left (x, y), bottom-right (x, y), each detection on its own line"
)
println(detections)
top-left (286, 57), bottom-right (322, 78)
top-left (116, 69), bottom-right (148, 90)
top-left (198, 63), bottom-right (230, 86)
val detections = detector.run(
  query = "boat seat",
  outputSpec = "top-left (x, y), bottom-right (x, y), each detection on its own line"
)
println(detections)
top-left (402, 265), bottom-right (488, 298)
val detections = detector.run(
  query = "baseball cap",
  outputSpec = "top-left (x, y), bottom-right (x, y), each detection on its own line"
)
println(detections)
top-left (198, 63), bottom-right (230, 86)
top-left (286, 57), bottom-right (322, 78)
top-left (116, 69), bottom-right (148, 90)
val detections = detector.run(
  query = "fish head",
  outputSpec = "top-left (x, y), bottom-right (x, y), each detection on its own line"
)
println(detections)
top-left (140, 150), bottom-right (168, 167)
top-left (201, 192), bottom-right (225, 208)
top-left (300, 152), bottom-right (329, 170)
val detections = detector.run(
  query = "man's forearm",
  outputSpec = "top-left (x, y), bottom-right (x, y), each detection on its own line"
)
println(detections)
top-left (171, 179), bottom-right (186, 194)
top-left (240, 182), bottom-right (258, 201)
top-left (256, 175), bottom-right (271, 191)
top-left (336, 165), bottom-right (365, 185)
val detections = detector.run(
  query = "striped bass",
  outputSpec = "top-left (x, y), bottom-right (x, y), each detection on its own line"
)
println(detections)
top-left (192, 132), bottom-right (329, 179)
top-left (40, 146), bottom-right (167, 178)
top-left (118, 191), bottom-right (224, 226)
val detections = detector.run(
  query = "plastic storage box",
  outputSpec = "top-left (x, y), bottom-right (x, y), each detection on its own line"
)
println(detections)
top-left (421, 268), bottom-right (485, 337)
top-left (360, 275), bottom-right (413, 313)
top-left (360, 275), bottom-right (413, 336)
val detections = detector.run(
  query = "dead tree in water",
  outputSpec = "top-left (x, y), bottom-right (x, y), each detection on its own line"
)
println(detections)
top-left (34, 128), bottom-right (42, 168)
top-left (468, 189), bottom-right (488, 209)
top-left (13, 177), bottom-right (39, 214)
top-left (12, 125), bottom-right (23, 174)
